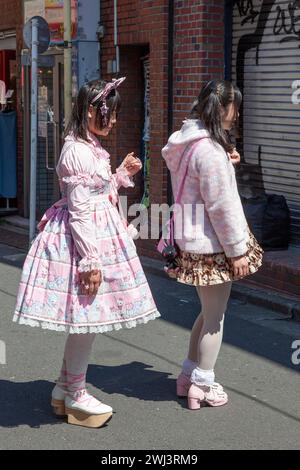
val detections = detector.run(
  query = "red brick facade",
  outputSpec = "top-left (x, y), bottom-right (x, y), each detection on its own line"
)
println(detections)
top-left (173, 0), bottom-right (225, 129)
top-left (0, 0), bottom-right (225, 256)
top-left (0, 0), bottom-right (23, 32)
top-left (100, 0), bottom-right (225, 257)
top-left (0, 0), bottom-right (24, 212)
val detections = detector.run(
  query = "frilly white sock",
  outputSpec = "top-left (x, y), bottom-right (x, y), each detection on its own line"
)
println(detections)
top-left (190, 367), bottom-right (215, 386)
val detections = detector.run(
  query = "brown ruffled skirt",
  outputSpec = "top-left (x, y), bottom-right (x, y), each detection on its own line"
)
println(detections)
top-left (174, 231), bottom-right (263, 286)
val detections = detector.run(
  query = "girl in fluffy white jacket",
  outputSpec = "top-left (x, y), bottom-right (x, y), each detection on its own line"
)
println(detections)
top-left (162, 80), bottom-right (263, 410)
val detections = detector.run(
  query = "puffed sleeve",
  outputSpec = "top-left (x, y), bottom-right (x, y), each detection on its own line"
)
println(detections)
top-left (197, 142), bottom-right (248, 258)
top-left (59, 144), bottom-right (102, 273)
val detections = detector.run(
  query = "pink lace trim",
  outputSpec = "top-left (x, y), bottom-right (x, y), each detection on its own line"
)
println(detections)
top-left (61, 165), bottom-right (111, 188)
top-left (61, 174), bottom-right (95, 187)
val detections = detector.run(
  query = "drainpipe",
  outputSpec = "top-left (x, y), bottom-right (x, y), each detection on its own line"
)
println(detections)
top-left (114, 0), bottom-right (120, 74)
top-left (167, 0), bottom-right (174, 206)
top-left (64, 0), bottom-right (72, 126)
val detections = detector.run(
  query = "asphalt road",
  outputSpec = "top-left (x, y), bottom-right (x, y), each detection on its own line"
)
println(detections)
top-left (0, 243), bottom-right (299, 450)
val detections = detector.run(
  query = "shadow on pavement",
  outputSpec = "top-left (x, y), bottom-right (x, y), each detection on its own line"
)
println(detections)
top-left (147, 273), bottom-right (300, 374)
top-left (87, 361), bottom-right (184, 404)
top-left (0, 365), bottom-right (187, 429)
top-left (0, 379), bottom-right (63, 428)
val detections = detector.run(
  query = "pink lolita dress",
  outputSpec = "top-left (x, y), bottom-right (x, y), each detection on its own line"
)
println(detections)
top-left (13, 132), bottom-right (160, 333)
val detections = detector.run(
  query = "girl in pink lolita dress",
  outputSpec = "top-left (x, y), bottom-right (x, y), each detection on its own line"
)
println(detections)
top-left (13, 78), bottom-right (160, 428)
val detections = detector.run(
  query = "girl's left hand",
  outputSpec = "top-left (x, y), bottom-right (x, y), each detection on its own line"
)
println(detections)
top-left (164, 265), bottom-right (179, 279)
top-left (229, 148), bottom-right (241, 165)
top-left (122, 152), bottom-right (143, 176)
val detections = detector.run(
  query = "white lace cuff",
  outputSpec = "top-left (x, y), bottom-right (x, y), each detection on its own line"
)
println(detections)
top-left (116, 166), bottom-right (135, 188)
top-left (78, 256), bottom-right (102, 273)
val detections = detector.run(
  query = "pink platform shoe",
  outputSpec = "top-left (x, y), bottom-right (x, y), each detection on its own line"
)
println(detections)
top-left (187, 383), bottom-right (228, 410)
top-left (176, 373), bottom-right (191, 397)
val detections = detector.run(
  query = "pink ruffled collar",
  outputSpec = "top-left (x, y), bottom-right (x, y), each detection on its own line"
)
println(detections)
top-left (65, 132), bottom-right (110, 161)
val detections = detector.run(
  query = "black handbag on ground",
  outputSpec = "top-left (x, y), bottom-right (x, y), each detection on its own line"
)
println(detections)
top-left (241, 194), bottom-right (290, 251)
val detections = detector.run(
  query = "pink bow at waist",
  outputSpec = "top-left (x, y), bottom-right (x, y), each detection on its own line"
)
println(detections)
top-left (37, 197), bottom-right (67, 232)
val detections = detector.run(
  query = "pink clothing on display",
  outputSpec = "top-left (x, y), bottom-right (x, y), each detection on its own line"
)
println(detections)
top-left (0, 80), bottom-right (6, 105)
top-left (14, 133), bottom-right (160, 333)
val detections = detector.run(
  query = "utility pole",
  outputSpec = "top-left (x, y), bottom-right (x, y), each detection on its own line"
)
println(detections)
top-left (24, 15), bottom-right (50, 244)
top-left (64, 0), bottom-right (72, 128)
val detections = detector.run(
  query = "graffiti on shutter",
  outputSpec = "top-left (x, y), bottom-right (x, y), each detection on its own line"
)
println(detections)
top-left (231, 0), bottom-right (300, 244)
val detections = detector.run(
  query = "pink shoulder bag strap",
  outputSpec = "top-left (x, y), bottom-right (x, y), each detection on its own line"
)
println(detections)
top-left (157, 137), bottom-right (206, 254)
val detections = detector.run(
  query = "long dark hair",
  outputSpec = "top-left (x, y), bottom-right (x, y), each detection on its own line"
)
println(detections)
top-left (190, 80), bottom-right (242, 153)
top-left (65, 79), bottom-right (122, 141)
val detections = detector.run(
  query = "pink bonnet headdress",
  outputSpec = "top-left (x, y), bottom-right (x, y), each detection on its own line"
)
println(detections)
top-left (91, 77), bottom-right (126, 125)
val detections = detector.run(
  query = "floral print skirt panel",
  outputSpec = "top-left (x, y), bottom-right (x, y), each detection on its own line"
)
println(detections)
top-left (174, 231), bottom-right (263, 286)
top-left (14, 196), bottom-right (160, 334)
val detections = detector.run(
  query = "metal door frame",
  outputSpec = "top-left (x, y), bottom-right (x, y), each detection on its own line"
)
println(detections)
top-left (23, 49), bottom-right (64, 216)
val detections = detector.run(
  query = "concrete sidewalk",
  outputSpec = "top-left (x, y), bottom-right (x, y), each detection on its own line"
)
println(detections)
top-left (1, 216), bottom-right (300, 319)
top-left (0, 243), bottom-right (299, 450)
top-left (141, 256), bottom-right (300, 322)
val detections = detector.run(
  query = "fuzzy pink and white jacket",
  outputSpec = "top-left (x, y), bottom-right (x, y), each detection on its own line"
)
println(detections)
top-left (162, 119), bottom-right (249, 257)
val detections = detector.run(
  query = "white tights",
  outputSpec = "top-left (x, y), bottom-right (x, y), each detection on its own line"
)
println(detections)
top-left (55, 283), bottom-right (232, 393)
top-left (57, 333), bottom-right (96, 396)
top-left (183, 282), bottom-right (232, 385)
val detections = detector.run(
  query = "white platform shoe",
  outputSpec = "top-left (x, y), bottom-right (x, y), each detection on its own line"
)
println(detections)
top-left (65, 390), bottom-right (113, 428)
top-left (51, 385), bottom-right (113, 428)
top-left (51, 384), bottom-right (67, 417)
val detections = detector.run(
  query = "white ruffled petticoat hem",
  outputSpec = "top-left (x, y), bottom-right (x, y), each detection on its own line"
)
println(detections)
top-left (13, 310), bottom-right (161, 334)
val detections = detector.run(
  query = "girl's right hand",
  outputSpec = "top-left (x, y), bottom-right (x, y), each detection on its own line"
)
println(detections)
top-left (79, 270), bottom-right (102, 296)
top-left (229, 148), bottom-right (241, 165)
top-left (122, 152), bottom-right (142, 176)
top-left (230, 256), bottom-right (249, 278)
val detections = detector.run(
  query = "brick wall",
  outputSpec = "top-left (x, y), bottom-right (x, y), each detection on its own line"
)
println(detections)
top-left (173, 0), bottom-right (225, 130)
top-left (100, 0), bottom-right (170, 258)
top-left (0, 0), bottom-right (22, 31)
top-left (0, 0), bottom-right (24, 213)
top-left (100, 0), bottom-right (225, 258)
top-left (0, 0), bottom-right (226, 250)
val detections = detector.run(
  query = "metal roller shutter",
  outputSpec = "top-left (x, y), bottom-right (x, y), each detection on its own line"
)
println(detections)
top-left (230, 0), bottom-right (300, 245)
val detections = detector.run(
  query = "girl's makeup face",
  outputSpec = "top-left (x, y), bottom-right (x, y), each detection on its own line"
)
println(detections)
top-left (88, 106), bottom-right (117, 137)
top-left (222, 102), bottom-right (238, 131)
